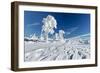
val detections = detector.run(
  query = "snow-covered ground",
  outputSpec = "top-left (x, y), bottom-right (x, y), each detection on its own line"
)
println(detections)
top-left (24, 34), bottom-right (90, 62)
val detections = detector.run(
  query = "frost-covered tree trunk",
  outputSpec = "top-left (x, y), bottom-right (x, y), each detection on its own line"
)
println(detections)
top-left (44, 32), bottom-right (49, 42)
top-left (59, 30), bottom-right (65, 42)
top-left (55, 33), bottom-right (59, 40)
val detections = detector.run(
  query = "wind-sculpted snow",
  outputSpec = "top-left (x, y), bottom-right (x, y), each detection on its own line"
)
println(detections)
top-left (24, 35), bottom-right (90, 61)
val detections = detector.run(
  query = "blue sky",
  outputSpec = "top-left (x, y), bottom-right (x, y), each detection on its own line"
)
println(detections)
top-left (24, 11), bottom-right (90, 38)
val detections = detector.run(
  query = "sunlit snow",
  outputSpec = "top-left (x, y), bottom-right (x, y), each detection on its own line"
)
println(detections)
top-left (24, 34), bottom-right (90, 61)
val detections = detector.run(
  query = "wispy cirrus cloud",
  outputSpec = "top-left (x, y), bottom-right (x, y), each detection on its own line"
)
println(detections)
top-left (66, 27), bottom-right (78, 35)
top-left (27, 22), bottom-right (41, 27)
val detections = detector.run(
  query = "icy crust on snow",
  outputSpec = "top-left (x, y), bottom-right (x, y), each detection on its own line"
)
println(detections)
top-left (24, 35), bottom-right (90, 62)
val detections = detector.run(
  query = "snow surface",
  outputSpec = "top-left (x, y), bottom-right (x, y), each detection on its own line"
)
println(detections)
top-left (24, 34), bottom-right (90, 62)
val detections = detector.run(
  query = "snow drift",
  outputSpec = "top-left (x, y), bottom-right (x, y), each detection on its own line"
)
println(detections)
top-left (24, 34), bottom-right (90, 61)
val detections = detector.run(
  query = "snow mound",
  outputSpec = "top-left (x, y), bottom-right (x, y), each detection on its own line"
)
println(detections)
top-left (24, 34), bottom-right (90, 61)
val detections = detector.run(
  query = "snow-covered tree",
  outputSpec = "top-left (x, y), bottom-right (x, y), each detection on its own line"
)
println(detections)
top-left (31, 34), bottom-right (38, 40)
top-left (42, 15), bottom-right (57, 42)
top-left (59, 30), bottom-right (65, 42)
